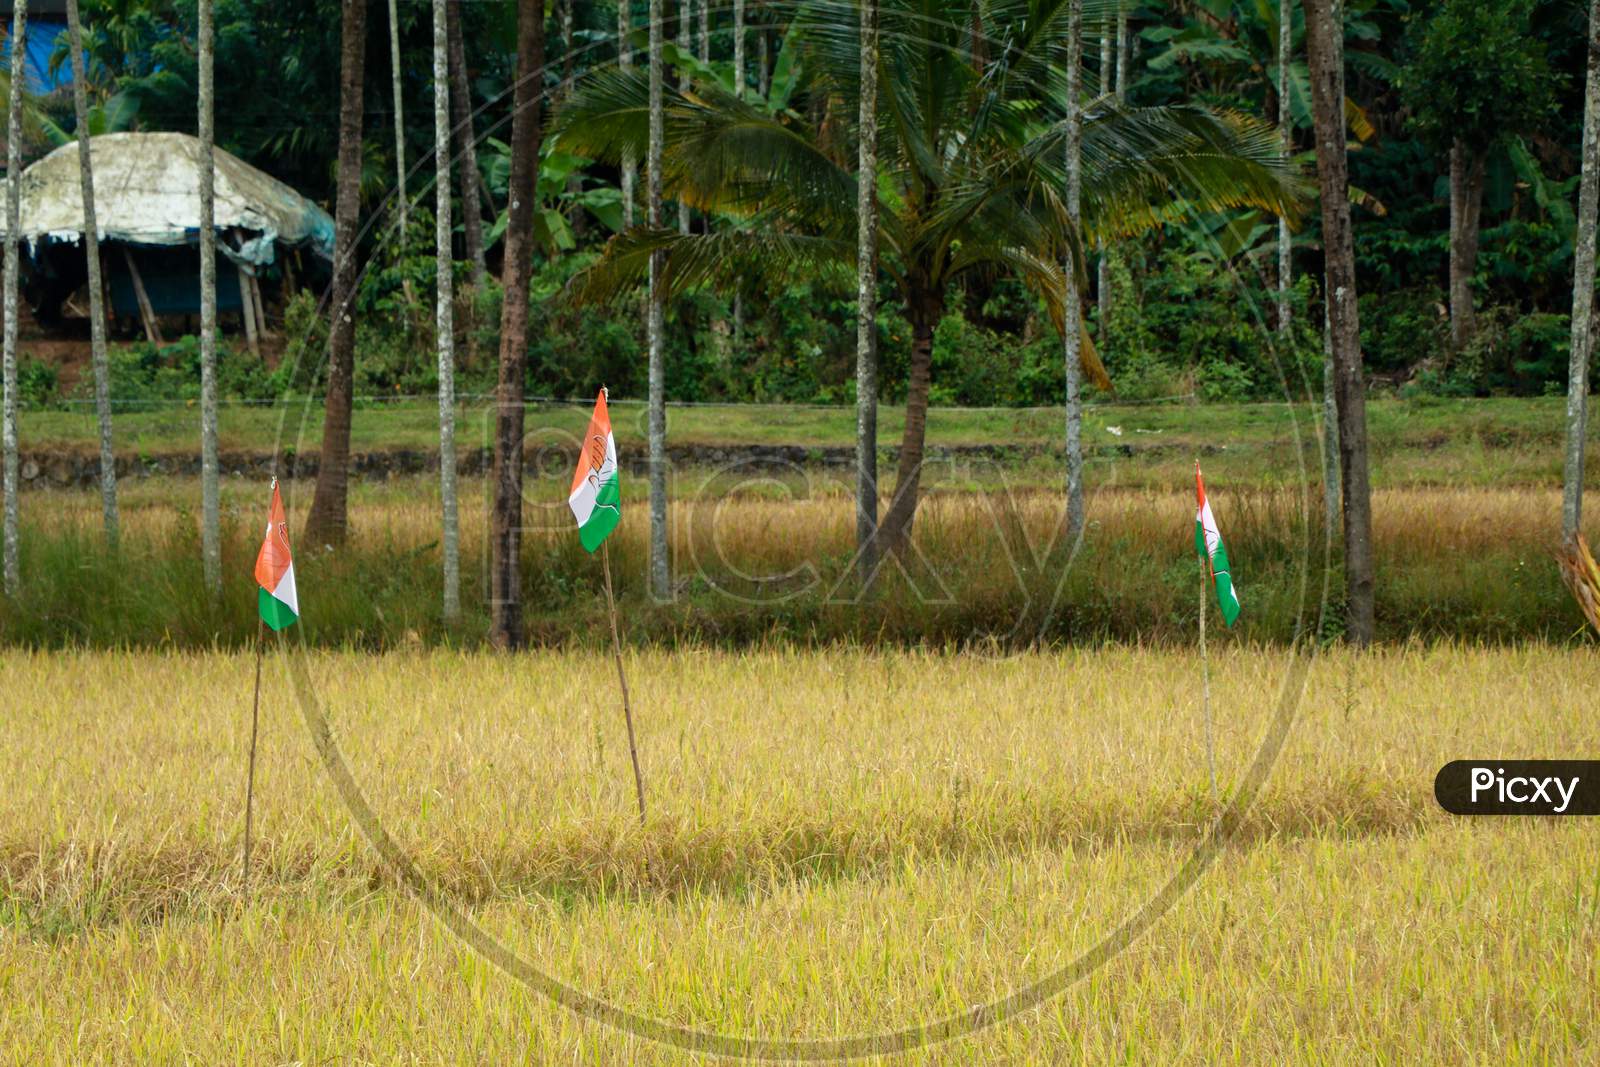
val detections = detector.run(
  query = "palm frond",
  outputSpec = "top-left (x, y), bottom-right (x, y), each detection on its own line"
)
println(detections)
top-left (566, 226), bottom-right (854, 306)
top-left (1032, 103), bottom-right (1309, 241)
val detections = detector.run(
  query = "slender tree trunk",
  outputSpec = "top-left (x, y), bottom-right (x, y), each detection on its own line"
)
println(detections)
top-left (432, 0), bottom-right (459, 621)
top-left (2, 0), bottom-right (26, 596)
top-left (733, 0), bottom-right (746, 98)
top-left (198, 0), bottom-right (220, 597)
top-left (1277, 0), bottom-right (1292, 338)
top-left (699, 0), bottom-right (710, 63)
top-left (1115, 8), bottom-right (1127, 96)
top-left (488, 0), bottom-right (545, 647)
top-left (1322, 298), bottom-right (1340, 536)
top-left (1565, 0), bottom-right (1600, 544)
top-left (648, 0), bottom-right (670, 598)
top-left (560, 0), bottom-right (574, 92)
top-left (65, 0), bottom-right (116, 550)
top-left (854, 0), bottom-right (879, 579)
top-left (877, 281), bottom-right (943, 554)
top-left (1306, 0), bottom-right (1374, 644)
top-left (677, 0), bottom-right (691, 235)
top-left (757, 16), bottom-right (769, 97)
top-left (1293, 0), bottom-right (1339, 538)
top-left (1447, 139), bottom-right (1485, 353)
top-left (619, 0), bottom-right (636, 227)
top-left (1063, 0), bottom-right (1085, 545)
top-left (448, 0), bottom-right (486, 287)
top-left (559, 0), bottom-right (585, 240)
top-left (1095, 17), bottom-right (1111, 342)
top-left (388, 0), bottom-right (406, 234)
top-left (304, 0), bottom-right (368, 546)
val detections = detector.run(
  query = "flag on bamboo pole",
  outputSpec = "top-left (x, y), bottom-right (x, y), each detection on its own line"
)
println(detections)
top-left (569, 388), bottom-right (621, 552)
top-left (1195, 462), bottom-right (1240, 627)
top-left (254, 478), bottom-right (299, 630)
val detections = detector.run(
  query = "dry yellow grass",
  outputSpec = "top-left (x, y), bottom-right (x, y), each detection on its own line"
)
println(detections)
top-left (1, 644), bottom-right (1597, 1062)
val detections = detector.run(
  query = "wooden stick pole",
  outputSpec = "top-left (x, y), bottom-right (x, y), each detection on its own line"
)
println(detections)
top-left (602, 540), bottom-right (647, 826)
top-left (1199, 558), bottom-right (1218, 810)
top-left (242, 618), bottom-right (264, 893)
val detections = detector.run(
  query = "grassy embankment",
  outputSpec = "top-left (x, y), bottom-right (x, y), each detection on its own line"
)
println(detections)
top-left (3, 396), bottom-right (1596, 647)
top-left (1, 645), bottom-right (1595, 1061)
top-left (18, 393), bottom-right (1600, 489)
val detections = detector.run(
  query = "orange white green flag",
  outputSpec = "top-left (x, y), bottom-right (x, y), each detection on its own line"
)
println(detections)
top-left (569, 388), bottom-right (622, 552)
top-left (1195, 461), bottom-right (1240, 627)
top-left (254, 478), bottom-right (299, 631)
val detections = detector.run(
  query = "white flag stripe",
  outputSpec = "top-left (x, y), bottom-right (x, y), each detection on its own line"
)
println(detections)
top-left (568, 430), bottom-right (618, 527)
top-left (270, 560), bottom-right (299, 616)
top-left (1198, 499), bottom-right (1222, 561)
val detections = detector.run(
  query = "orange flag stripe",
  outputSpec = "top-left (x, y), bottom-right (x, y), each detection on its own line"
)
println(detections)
top-left (569, 389), bottom-right (613, 497)
top-left (254, 479), bottom-right (293, 591)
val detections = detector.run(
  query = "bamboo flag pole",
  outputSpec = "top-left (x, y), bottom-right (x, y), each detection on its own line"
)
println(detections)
top-left (241, 618), bottom-right (264, 892)
top-left (1199, 541), bottom-right (1218, 810)
top-left (602, 540), bottom-right (647, 826)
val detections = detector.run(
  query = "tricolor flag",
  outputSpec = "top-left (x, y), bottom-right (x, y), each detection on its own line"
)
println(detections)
top-left (1195, 462), bottom-right (1240, 627)
top-left (569, 388), bottom-right (622, 553)
top-left (254, 479), bottom-right (299, 631)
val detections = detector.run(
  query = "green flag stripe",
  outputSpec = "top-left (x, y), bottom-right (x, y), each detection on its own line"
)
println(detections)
top-left (258, 586), bottom-right (299, 631)
top-left (579, 473), bottom-right (621, 553)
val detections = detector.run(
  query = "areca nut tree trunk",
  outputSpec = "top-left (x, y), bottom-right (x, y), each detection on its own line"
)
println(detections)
top-left (677, 0), bottom-right (691, 235)
top-left (699, 0), bottom-right (710, 64)
top-left (2, 0), bottom-right (26, 596)
top-left (433, 0), bottom-right (459, 621)
top-left (488, 0), bottom-right (545, 647)
top-left (1305, 0), bottom-right (1374, 644)
top-left (65, 0), bottom-right (117, 550)
top-left (198, 0), bottom-right (220, 596)
top-left (854, 0), bottom-right (879, 579)
top-left (1276, 0), bottom-right (1291, 338)
top-left (1319, 0), bottom-right (1340, 543)
top-left (389, 0), bottom-right (406, 235)
top-left (647, 0), bottom-right (670, 598)
top-left (557, 0), bottom-right (1296, 560)
top-left (1564, 0), bottom-right (1600, 544)
top-left (1062, 0), bottom-right (1085, 546)
top-left (305, 0), bottom-right (369, 547)
top-left (448, 0), bottom-right (487, 287)
top-left (1095, 8), bottom-right (1111, 339)
top-left (619, 0), bottom-right (636, 227)
top-left (733, 0), bottom-right (745, 98)
top-left (1446, 139), bottom-right (1484, 352)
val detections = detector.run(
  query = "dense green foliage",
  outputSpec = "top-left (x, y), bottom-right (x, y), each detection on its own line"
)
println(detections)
top-left (13, 0), bottom-right (1596, 407)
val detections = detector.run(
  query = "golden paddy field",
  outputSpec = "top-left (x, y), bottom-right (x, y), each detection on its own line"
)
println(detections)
top-left (1, 644), bottom-right (1596, 1062)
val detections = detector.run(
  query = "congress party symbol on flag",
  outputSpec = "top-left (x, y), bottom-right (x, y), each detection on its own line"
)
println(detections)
top-left (569, 388), bottom-right (622, 553)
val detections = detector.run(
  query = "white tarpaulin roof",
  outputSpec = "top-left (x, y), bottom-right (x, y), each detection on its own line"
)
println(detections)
top-left (0, 131), bottom-right (335, 265)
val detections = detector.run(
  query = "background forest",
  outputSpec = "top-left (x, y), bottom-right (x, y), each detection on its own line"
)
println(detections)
top-left (7, 0), bottom-right (1591, 410)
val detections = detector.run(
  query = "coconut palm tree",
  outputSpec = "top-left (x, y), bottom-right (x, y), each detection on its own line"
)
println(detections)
top-left (488, 0), bottom-right (546, 648)
top-left (646, 0), bottom-right (668, 598)
top-left (854, 0), bottom-right (880, 576)
top-left (3, 0), bottom-right (27, 596)
top-left (447, 0), bottom-right (486, 285)
top-left (1063, 0), bottom-right (1084, 545)
top-left (433, 0), bottom-right (459, 622)
top-left (65, 0), bottom-right (117, 550)
top-left (305, 0), bottom-right (368, 547)
top-left (388, 0), bottom-right (406, 235)
top-left (557, 0), bottom-right (1301, 553)
top-left (1306, 0), bottom-right (1372, 644)
top-left (198, 0), bottom-right (220, 597)
top-left (1565, 0), bottom-right (1600, 545)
